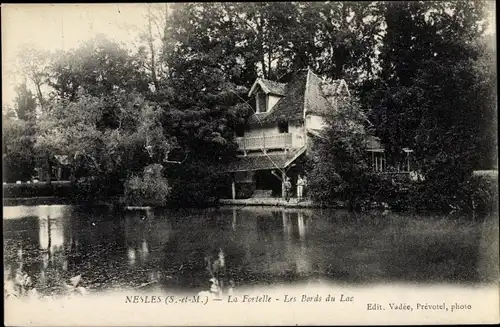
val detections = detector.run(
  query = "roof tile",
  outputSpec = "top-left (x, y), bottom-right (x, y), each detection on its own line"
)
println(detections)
top-left (247, 70), bottom-right (348, 125)
top-left (225, 148), bottom-right (305, 172)
top-left (259, 79), bottom-right (286, 96)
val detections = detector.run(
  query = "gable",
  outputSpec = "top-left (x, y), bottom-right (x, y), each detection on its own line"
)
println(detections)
top-left (248, 78), bottom-right (286, 97)
top-left (248, 71), bottom-right (308, 125)
top-left (304, 70), bottom-right (334, 117)
top-left (246, 69), bottom-right (351, 126)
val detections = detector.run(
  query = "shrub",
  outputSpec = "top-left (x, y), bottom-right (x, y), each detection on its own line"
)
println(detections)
top-left (3, 181), bottom-right (75, 198)
top-left (124, 164), bottom-right (170, 206)
top-left (166, 160), bottom-right (230, 207)
top-left (466, 174), bottom-right (498, 214)
top-left (72, 175), bottom-right (124, 202)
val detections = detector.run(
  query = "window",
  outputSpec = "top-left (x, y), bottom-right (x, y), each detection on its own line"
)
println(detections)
top-left (235, 124), bottom-right (245, 137)
top-left (278, 121), bottom-right (289, 133)
top-left (256, 93), bottom-right (267, 113)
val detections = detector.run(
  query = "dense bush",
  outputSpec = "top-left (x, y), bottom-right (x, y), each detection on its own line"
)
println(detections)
top-left (2, 119), bottom-right (36, 184)
top-left (124, 164), bottom-right (170, 206)
top-left (307, 96), bottom-right (373, 210)
top-left (72, 175), bottom-right (124, 202)
top-left (3, 181), bottom-right (75, 198)
top-left (468, 174), bottom-right (499, 214)
top-left (165, 159), bottom-right (232, 207)
top-left (405, 173), bottom-right (499, 214)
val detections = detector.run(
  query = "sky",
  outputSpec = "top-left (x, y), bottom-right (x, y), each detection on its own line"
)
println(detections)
top-left (1, 3), bottom-right (496, 107)
top-left (2, 4), bottom-right (152, 105)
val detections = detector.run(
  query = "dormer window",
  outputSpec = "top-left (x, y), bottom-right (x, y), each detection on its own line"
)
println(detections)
top-left (248, 78), bottom-right (286, 114)
top-left (255, 91), bottom-right (267, 113)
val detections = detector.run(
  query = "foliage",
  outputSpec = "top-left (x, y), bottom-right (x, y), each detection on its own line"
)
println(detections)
top-left (2, 82), bottom-right (39, 183)
top-left (358, 0), bottom-right (495, 212)
top-left (3, 181), bottom-right (74, 198)
top-left (5, 2), bottom-right (496, 211)
top-left (164, 3), bottom-right (383, 83)
top-left (49, 35), bottom-right (150, 102)
top-left (35, 89), bottom-right (173, 183)
top-left (14, 82), bottom-right (37, 120)
top-left (2, 118), bottom-right (36, 183)
top-left (166, 159), bottom-right (231, 207)
top-left (124, 164), bottom-right (170, 206)
top-left (307, 97), bottom-right (372, 209)
top-left (15, 45), bottom-right (51, 110)
top-left (406, 173), bottom-right (499, 214)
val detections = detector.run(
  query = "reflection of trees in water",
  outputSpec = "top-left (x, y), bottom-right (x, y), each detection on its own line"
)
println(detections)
top-left (156, 209), bottom-right (243, 290)
top-left (3, 206), bottom-right (76, 295)
top-left (224, 208), bottom-right (315, 283)
top-left (5, 205), bottom-right (486, 292)
top-left (123, 209), bottom-right (172, 286)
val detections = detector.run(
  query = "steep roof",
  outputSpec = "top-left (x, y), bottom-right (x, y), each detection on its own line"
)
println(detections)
top-left (225, 147), bottom-right (306, 172)
top-left (248, 69), bottom-right (349, 125)
top-left (248, 70), bottom-right (308, 124)
top-left (248, 78), bottom-right (286, 97)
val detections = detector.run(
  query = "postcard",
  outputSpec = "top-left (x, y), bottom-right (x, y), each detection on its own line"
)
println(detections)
top-left (3, 3), bottom-right (498, 326)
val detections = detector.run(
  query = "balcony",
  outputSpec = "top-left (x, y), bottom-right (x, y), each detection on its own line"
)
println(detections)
top-left (236, 133), bottom-right (293, 153)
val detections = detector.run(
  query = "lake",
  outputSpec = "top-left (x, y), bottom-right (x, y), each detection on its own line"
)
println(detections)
top-left (3, 205), bottom-right (498, 297)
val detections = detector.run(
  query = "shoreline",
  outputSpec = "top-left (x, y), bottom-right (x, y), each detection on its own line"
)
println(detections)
top-left (2, 196), bottom-right (342, 209)
top-left (218, 198), bottom-right (344, 209)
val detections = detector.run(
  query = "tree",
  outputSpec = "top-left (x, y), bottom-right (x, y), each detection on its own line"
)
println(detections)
top-left (360, 0), bottom-right (495, 211)
top-left (35, 88), bottom-right (173, 194)
top-left (14, 82), bottom-right (37, 121)
top-left (49, 35), bottom-right (150, 102)
top-left (16, 45), bottom-right (51, 111)
top-left (2, 83), bottom-right (38, 183)
top-left (122, 3), bottom-right (170, 92)
top-left (307, 96), bottom-right (373, 209)
top-left (2, 117), bottom-right (36, 183)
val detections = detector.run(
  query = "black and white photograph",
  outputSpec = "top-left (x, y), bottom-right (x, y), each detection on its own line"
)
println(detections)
top-left (2, 2), bottom-right (498, 325)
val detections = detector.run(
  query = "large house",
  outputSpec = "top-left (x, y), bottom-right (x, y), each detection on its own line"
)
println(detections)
top-left (225, 68), bottom-right (394, 199)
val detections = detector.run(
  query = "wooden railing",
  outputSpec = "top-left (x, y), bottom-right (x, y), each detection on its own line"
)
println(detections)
top-left (236, 133), bottom-right (293, 152)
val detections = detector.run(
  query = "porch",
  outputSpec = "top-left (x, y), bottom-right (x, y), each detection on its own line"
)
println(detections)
top-left (367, 148), bottom-right (414, 174)
top-left (225, 147), bottom-right (307, 200)
top-left (235, 133), bottom-right (304, 154)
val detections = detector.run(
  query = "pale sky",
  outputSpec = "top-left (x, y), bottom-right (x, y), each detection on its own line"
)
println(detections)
top-left (2, 3), bottom-right (152, 105)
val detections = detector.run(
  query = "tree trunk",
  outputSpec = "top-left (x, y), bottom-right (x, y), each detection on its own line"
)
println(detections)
top-left (267, 49), bottom-right (272, 79)
top-left (147, 5), bottom-right (159, 92)
top-left (46, 152), bottom-right (52, 184)
top-left (257, 15), bottom-right (267, 78)
top-left (35, 82), bottom-right (45, 112)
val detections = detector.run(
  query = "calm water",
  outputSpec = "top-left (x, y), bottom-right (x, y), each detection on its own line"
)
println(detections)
top-left (3, 205), bottom-right (498, 296)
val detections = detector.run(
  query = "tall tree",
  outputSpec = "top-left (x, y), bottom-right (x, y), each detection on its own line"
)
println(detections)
top-left (13, 82), bottom-right (37, 121)
top-left (35, 89), bottom-right (173, 190)
top-left (122, 3), bottom-right (170, 93)
top-left (360, 0), bottom-right (494, 210)
top-left (2, 117), bottom-right (36, 183)
top-left (307, 96), bottom-right (373, 209)
top-left (49, 35), bottom-right (150, 102)
top-left (16, 45), bottom-right (51, 111)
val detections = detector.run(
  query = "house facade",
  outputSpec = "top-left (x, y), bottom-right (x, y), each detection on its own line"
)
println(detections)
top-left (225, 68), bottom-right (417, 199)
top-left (226, 68), bottom-right (381, 199)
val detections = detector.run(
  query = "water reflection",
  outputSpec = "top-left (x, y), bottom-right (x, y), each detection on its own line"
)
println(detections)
top-left (3, 205), bottom-right (497, 295)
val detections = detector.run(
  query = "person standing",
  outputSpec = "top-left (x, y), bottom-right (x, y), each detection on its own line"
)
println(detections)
top-left (284, 177), bottom-right (292, 202)
top-left (302, 175), bottom-right (308, 198)
top-left (297, 175), bottom-right (304, 201)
